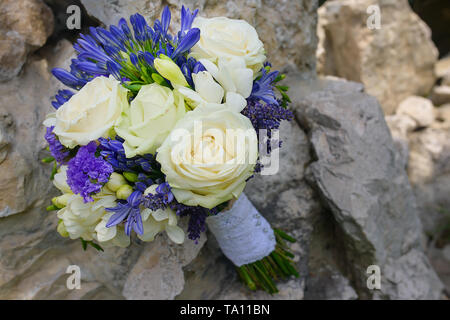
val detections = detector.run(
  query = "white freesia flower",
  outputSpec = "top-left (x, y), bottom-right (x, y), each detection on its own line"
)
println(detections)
top-left (139, 208), bottom-right (185, 244)
top-left (156, 104), bottom-right (258, 209)
top-left (95, 212), bottom-right (130, 248)
top-left (178, 70), bottom-right (247, 113)
top-left (200, 58), bottom-right (253, 99)
top-left (136, 185), bottom-right (185, 244)
top-left (43, 76), bottom-right (129, 148)
top-left (53, 165), bottom-right (72, 194)
top-left (190, 17), bottom-right (266, 74)
top-left (115, 83), bottom-right (186, 158)
top-left (57, 188), bottom-right (117, 241)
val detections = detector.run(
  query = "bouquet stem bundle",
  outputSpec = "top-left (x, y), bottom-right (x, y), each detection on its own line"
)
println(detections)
top-left (237, 229), bottom-right (298, 294)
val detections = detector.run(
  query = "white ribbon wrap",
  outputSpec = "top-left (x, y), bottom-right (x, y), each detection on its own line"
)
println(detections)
top-left (206, 193), bottom-right (276, 266)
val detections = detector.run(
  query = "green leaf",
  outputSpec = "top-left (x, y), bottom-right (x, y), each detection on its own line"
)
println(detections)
top-left (41, 156), bottom-right (55, 163)
top-left (89, 242), bottom-right (104, 252)
top-left (81, 238), bottom-right (88, 251)
top-left (50, 161), bottom-right (58, 180)
top-left (275, 85), bottom-right (289, 92)
top-left (46, 204), bottom-right (59, 211)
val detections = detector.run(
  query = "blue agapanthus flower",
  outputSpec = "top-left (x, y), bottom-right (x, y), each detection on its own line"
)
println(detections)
top-left (45, 126), bottom-right (70, 164)
top-left (51, 89), bottom-right (74, 109)
top-left (66, 141), bottom-right (113, 202)
top-left (51, 5), bottom-right (201, 91)
top-left (106, 191), bottom-right (144, 236)
top-left (248, 67), bottom-right (280, 106)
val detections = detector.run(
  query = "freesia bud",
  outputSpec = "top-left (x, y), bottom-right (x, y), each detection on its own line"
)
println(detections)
top-left (117, 184), bottom-right (133, 200)
top-left (106, 172), bottom-right (127, 192)
top-left (52, 194), bottom-right (72, 208)
top-left (154, 54), bottom-right (189, 87)
top-left (123, 172), bottom-right (138, 183)
top-left (57, 220), bottom-right (69, 238)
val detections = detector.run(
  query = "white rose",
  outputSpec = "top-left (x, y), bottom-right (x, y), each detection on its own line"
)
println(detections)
top-left (190, 17), bottom-right (266, 73)
top-left (156, 104), bottom-right (258, 209)
top-left (57, 188), bottom-right (117, 241)
top-left (115, 83), bottom-right (186, 158)
top-left (44, 76), bottom-right (129, 148)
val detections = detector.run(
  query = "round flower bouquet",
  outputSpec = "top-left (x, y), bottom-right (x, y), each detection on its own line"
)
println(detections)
top-left (43, 6), bottom-right (297, 294)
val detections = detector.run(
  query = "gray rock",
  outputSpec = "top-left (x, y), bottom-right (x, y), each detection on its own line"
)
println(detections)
top-left (80, 0), bottom-right (319, 76)
top-left (317, 0), bottom-right (438, 114)
top-left (296, 76), bottom-right (443, 299)
top-left (0, 0), bottom-right (54, 81)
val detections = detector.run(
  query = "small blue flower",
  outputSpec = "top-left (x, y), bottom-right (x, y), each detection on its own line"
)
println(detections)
top-left (248, 67), bottom-right (279, 105)
top-left (106, 191), bottom-right (144, 236)
top-left (45, 126), bottom-right (70, 163)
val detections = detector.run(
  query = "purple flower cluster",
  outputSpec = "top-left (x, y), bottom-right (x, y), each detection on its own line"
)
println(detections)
top-left (44, 126), bottom-right (69, 164)
top-left (242, 99), bottom-right (293, 133)
top-left (66, 142), bottom-right (113, 202)
top-left (142, 182), bottom-right (174, 211)
top-left (173, 204), bottom-right (212, 243)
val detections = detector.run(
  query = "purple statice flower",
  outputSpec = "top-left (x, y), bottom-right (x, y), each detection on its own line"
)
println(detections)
top-left (248, 67), bottom-right (279, 106)
top-left (106, 191), bottom-right (144, 236)
top-left (44, 126), bottom-right (69, 164)
top-left (142, 182), bottom-right (175, 211)
top-left (66, 141), bottom-right (113, 202)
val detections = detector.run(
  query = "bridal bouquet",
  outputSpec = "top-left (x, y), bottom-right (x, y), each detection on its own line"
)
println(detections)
top-left (43, 6), bottom-right (297, 294)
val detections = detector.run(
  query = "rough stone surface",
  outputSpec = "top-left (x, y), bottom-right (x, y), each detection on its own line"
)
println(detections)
top-left (0, 40), bottom-right (202, 300)
top-left (396, 96), bottom-right (436, 128)
top-left (317, 0), bottom-right (438, 114)
top-left (0, 0), bottom-right (54, 81)
top-left (80, 0), bottom-right (319, 76)
top-left (296, 76), bottom-right (443, 299)
top-left (431, 86), bottom-right (450, 106)
top-left (435, 56), bottom-right (450, 79)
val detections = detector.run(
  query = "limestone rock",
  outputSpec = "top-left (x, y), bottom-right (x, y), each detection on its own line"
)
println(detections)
top-left (0, 39), bottom-right (202, 300)
top-left (122, 222), bottom-right (206, 300)
top-left (431, 86), bottom-right (450, 106)
top-left (80, 0), bottom-right (318, 76)
top-left (435, 56), bottom-right (450, 79)
top-left (317, 0), bottom-right (438, 114)
top-left (296, 76), bottom-right (443, 299)
top-left (396, 96), bottom-right (435, 128)
top-left (0, 0), bottom-right (54, 81)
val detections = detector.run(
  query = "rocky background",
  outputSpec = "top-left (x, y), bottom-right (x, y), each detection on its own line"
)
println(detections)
top-left (0, 0), bottom-right (448, 299)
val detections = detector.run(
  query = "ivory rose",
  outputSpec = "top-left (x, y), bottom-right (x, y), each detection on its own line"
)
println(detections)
top-left (115, 83), bottom-right (186, 158)
top-left (44, 76), bottom-right (129, 148)
top-left (190, 17), bottom-right (266, 73)
top-left (156, 104), bottom-right (258, 209)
